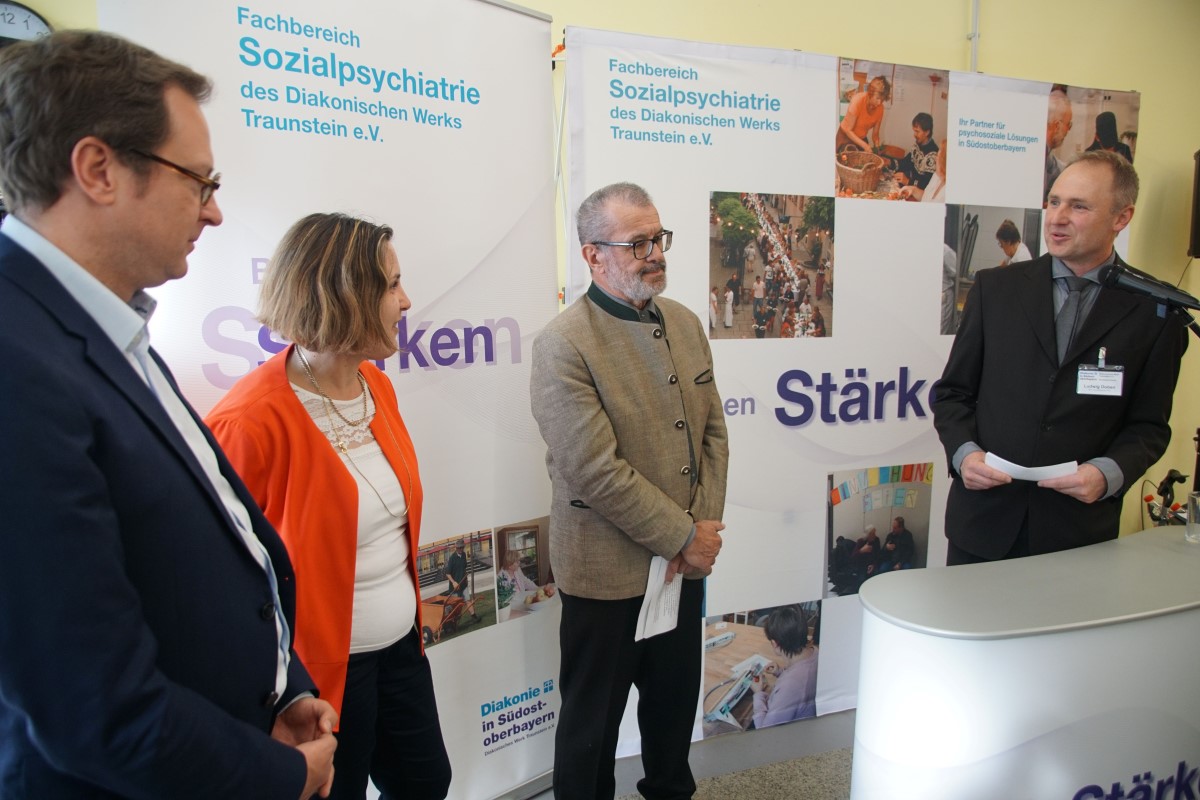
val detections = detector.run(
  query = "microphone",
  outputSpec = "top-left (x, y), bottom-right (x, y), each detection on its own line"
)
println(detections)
top-left (1157, 468), bottom-right (1189, 498)
top-left (1099, 263), bottom-right (1200, 311)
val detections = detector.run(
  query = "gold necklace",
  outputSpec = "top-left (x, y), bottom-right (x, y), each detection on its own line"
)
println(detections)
top-left (372, 404), bottom-right (415, 503)
top-left (295, 347), bottom-right (369, 427)
top-left (306, 380), bottom-right (406, 519)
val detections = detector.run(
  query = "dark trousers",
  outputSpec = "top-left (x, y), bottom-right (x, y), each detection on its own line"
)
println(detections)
top-left (329, 628), bottom-right (452, 800)
top-left (553, 578), bottom-right (703, 800)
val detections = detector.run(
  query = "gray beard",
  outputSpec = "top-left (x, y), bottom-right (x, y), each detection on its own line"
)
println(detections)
top-left (608, 264), bottom-right (667, 304)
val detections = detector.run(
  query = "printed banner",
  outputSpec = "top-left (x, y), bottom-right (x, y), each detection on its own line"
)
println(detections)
top-left (565, 25), bottom-right (1139, 757)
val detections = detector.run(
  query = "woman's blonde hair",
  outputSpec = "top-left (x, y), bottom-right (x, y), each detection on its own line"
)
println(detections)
top-left (258, 212), bottom-right (397, 355)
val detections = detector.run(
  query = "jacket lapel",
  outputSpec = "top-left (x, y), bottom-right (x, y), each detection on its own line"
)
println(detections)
top-left (2, 241), bottom-right (238, 534)
top-left (1016, 256), bottom-right (1059, 367)
top-left (148, 347), bottom-right (259, 525)
top-left (151, 345), bottom-right (294, 588)
top-left (1062, 255), bottom-right (1137, 366)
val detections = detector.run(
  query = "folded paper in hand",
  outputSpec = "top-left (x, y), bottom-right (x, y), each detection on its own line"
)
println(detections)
top-left (985, 452), bottom-right (1077, 481)
top-left (634, 556), bottom-right (680, 641)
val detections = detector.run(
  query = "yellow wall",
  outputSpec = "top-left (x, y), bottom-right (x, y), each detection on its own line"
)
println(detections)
top-left (36, 0), bottom-right (1200, 532)
top-left (30, 0), bottom-right (92, 29)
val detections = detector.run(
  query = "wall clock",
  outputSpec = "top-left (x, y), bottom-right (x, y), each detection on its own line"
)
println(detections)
top-left (0, 2), bottom-right (51, 47)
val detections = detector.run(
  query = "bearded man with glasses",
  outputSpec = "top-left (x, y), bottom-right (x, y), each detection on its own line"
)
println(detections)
top-left (531, 182), bottom-right (729, 800)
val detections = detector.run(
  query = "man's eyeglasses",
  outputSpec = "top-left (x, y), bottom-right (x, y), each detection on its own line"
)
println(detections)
top-left (128, 148), bottom-right (221, 206)
top-left (592, 230), bottom-right (673, 260)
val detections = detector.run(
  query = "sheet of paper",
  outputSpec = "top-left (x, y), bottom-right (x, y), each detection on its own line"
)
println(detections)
top-left (985, 452), bottom-right (1077, 481)
top-left (634, 556), bottom-right (680, 641)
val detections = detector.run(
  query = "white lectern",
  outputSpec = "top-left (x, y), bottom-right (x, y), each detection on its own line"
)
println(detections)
top-left (853, 527), bottom-right (1200, 799)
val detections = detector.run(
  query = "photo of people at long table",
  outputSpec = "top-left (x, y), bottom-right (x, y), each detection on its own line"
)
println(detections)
top-left (835, 59), bottom-right (950, 201)
top-left (710, 191), bottom-right (834, 340)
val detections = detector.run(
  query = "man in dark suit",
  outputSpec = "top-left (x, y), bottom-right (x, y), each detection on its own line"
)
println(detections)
top-left (932, 151), bottom-right (1187, 564)
top-left (0, 32), bottom-right (337, 798)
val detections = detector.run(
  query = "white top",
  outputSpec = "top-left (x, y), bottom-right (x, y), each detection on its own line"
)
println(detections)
top-left (293, 384), bottom-right (417, 653)
top-left (1009, 241), bottom-right (1033, 264)
top-left (859, 527), bottom-right (1200, 640)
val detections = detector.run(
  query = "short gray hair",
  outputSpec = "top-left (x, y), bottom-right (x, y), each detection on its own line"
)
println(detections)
top-left (1068, 150), bottom-right (1139, 211)
top-left (576, 182), bottom-right (654, 245)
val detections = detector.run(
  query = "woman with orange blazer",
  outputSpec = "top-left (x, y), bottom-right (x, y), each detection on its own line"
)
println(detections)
top-left (208, 213), bottom-right (450, 800)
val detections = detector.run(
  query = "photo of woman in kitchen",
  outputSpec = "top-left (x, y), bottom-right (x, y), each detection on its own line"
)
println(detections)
top-left (835, 59), bottom-right (950, 201)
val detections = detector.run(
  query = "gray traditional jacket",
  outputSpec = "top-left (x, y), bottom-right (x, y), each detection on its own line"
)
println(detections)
top-left (530, 284), bottom-right (729, 599)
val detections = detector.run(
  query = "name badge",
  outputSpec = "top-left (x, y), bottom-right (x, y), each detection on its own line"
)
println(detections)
top-left (1077, 365), bottom-right (1123, 396)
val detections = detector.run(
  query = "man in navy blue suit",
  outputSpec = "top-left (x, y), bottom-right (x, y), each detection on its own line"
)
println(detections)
top-left (0, 31), bottom-right (338, 798)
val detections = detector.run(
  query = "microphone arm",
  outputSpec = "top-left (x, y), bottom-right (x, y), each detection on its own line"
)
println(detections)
top-left (1101, 263), bottom-right (1200, 310)
top-left (1099, 263), bottom-right (1200, 341)
top-left (1185, 311), bottom-right (1200, 341)
top-left (1102, 263), bottom-right (1200, 500)
top-left (1170, 306), bottom-right (1200, 342)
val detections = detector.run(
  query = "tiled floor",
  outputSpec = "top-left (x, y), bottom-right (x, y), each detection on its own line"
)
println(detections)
top-left (524, 746), bottom-right (852, 800)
